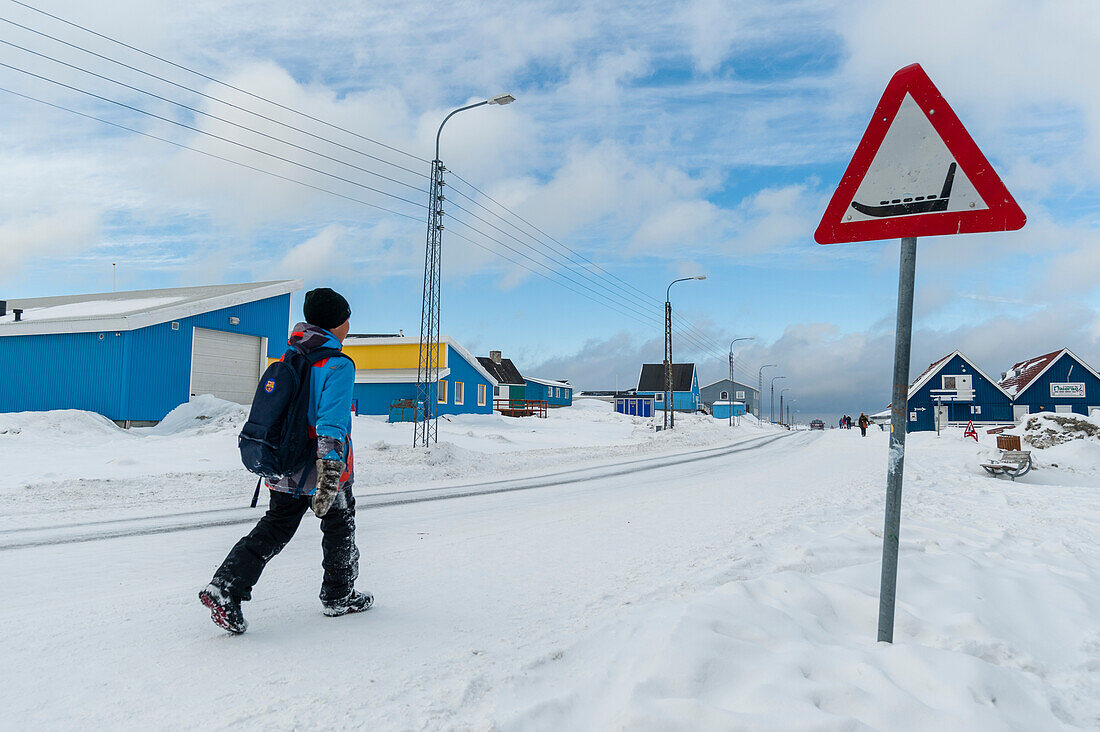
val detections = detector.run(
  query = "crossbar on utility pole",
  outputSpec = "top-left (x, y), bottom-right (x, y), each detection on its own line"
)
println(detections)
top-left (878, 236), bottom-right (918, 643)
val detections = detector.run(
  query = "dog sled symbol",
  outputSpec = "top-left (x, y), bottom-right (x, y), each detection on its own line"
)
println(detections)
top-left (850, 162), bottom-right (956, 218)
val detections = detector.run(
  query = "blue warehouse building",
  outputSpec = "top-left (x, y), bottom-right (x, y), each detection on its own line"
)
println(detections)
top-left (905, 350), bottom-right (1014, 432)
top-left (525, 377), bottom-right (573, 407)
top-left (999, 348), bottom-right (1100, 420)
top-left (0, 281), bottom-right (300, 424)
top-left (636, 363), bottom-right (699, 412)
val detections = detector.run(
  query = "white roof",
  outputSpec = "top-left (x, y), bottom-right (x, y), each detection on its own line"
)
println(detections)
top-left (342, 335), bottom-right (498, 387)
top-left (526, 376), bottom-right (570, 388)
top-left (712, 401), bottom-right (745, 406)
top-left (0, 280), bottom-right (301, 336)
top-left (354, 368), bottom-right (449, 384)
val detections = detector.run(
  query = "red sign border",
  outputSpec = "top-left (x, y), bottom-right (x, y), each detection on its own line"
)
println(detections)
top-left (815, 63), bottom-right (1026, 245)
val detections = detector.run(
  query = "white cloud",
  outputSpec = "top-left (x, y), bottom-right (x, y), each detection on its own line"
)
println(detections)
top-left (0, 209), bottom-right (100, 273)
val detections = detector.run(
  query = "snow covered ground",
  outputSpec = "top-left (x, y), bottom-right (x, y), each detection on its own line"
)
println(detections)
top-left (1, 403), bottom-right (1098, 729)
top-left (0, 396), bottom-right (768, 529)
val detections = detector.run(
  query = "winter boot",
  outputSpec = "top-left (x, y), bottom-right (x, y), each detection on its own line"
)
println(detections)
top-left (199, 584), bottom-right (248, 634)
top-left (322, 589), bottom-right (374, 617)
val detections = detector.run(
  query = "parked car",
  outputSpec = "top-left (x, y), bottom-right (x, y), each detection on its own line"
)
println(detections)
top-left (810, 419), bottom-right (825, 430)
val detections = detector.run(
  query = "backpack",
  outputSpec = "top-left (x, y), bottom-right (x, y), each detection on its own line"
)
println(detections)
top-left (238, 346), bottom-right (351, 502)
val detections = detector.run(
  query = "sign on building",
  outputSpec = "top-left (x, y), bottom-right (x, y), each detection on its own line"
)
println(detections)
top-left (1050, 383), bottom-right (1086, 398)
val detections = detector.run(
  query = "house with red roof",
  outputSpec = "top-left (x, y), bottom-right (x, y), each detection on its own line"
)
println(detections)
top-left (998, 348), bottom-right (1100, 421)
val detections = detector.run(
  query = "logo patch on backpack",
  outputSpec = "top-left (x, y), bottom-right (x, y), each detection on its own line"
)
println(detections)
top-left (264, 379), bottom-right (276, 393)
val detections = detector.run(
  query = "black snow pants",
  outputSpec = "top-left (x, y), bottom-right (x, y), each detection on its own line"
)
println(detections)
top-left (211, 487), bottom-right (359, 603)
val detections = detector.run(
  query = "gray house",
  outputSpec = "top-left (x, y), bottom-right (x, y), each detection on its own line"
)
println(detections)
top-left (700, 378), bottom-right (760, 417)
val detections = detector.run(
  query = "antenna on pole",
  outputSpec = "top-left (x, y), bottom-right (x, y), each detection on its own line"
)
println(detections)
top-left (112, 263), bottom-right (116, 292)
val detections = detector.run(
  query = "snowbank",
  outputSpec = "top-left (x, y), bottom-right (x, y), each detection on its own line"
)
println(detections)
top-left (496, 429), bottom-right (1100, 730)
top-left (1012, 411), bottom-right (1100, 449)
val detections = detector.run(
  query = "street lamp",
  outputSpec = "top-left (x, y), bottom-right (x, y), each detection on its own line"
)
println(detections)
top-left (758, 364), bottom-right (777, 421)
top-left (664, 275), bottom-right (706, 430)
top-left (780, 387), bottom-right (791, 426)
top-left (728, 337), bottom-right (754, 427)
top-left (770, 375), bottom-right (787, 423)
top-left (415, 93), bottom-right (516, 448)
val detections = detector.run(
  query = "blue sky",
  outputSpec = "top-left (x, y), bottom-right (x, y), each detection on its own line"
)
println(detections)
top-left (1, 0), bottom-right (1099, 421)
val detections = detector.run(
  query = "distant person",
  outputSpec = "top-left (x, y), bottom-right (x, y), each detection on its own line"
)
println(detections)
top-left (839, 417), bottom-right (844, 429)
top-left (199, 288), bottom-right (371, 634)
top-left (858, 412), bottom-right (870, 437)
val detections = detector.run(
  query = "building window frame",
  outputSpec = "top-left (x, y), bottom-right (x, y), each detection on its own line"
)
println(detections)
top-left (438, 379), bottom-right (447, 404)
top-left (477, 384), bottom-right (486, 406)
top-left (454, 381), bottom-right (464, 406)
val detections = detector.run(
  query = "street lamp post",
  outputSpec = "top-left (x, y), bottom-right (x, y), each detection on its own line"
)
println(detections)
top-left (780, 387), bottom-right (791, 426)
top-left (664, 275), bottom-right (706, 430)
top-left (415, 93), bottom-right (515, 447)
top-left (758, 364), bottom-right (777, 421)
top-left (770, 375), bottom-right (787, 423)
top-left (728, 337), bottom-right (754, 427)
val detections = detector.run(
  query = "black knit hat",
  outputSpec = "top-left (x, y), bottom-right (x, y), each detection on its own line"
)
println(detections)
top-left (303, 288), bottom-right (351, 331)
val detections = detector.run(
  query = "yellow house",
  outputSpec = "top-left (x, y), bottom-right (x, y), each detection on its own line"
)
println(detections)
top-left (341, 335), bottom-right (498, 418)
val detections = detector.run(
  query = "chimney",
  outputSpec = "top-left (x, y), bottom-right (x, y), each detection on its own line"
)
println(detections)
top-left (1001, 371), bottom-right (1007, 381)
top-left (490, 350), bottom-right (502, 364)
top-left (13, 308), bottom-right (23, 322)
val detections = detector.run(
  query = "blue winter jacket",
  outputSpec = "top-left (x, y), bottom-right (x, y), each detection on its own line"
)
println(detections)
top-left (266, 322), bottom-right (355, 496)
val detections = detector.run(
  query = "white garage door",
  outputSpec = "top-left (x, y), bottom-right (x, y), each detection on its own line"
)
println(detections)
top-left (190, 327), bottom-right (263, 404)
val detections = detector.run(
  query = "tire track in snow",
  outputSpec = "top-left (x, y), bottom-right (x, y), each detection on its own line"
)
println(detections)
top-left (0, 431), bottom-right (805, 550)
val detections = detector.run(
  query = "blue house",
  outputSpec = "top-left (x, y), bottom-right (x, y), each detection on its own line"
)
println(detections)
top-left (999, 348), bottom-right (1100, 420)
top-left (905, 350), bottom-right (1014, 432)
top-left (343, 335), bottom-right (497, 418)
top-left (525, 377), bottom-right (573, 407)
top-left (0, 281), bottom-right (300, 425)
top-left (636, 363), bottom-right (700, 412)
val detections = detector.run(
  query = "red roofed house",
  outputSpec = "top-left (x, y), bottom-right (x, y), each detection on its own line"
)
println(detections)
top-left (998, 348), bottom-right (1100, 421)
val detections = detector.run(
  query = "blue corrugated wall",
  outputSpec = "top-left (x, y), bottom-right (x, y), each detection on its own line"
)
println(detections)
top-left (0, 294), bottom-right (291, 422)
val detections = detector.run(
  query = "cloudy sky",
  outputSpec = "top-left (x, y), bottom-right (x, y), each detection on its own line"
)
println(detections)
top-left (1, 0), bottom-right (1098, 421)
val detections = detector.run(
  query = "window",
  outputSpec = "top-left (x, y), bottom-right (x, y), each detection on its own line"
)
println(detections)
top-left (736, 391), bottom-right (745, 400)
top-left (455, 381), bottom-right (464, 405)
top-left (971, 405), bottom-right (981, 415)
top-left (721, 391), bottom-right (728, 400)
top-left (438, 380), bottom-right (447, 404)
top-left (494, 385), bottom-right (502, 397)
top-left (942, 376), bottom-right (956, 390)
top-left (478, 384), bottom-right (486, 406)
top-left (655, 392), bottom-right (664, 402)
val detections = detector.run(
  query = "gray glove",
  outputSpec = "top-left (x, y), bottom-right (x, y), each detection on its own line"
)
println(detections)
top-left (311, 459), bottom-right (345, 517)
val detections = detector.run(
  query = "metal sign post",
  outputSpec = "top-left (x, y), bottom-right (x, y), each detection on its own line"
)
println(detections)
top-left (814, 63), bottom-right (1025, 643)
top-left (879, 235), bottom-right (916, 643)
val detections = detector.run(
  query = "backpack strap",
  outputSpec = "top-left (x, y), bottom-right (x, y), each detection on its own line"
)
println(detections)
top-left (250, 476), bottom-right (263, 508)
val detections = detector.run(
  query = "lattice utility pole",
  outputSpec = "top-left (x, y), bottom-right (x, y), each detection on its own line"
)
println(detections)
top-left (413, 94), bottom-right (515, 448)
top-left (664, 300), bottom-right (673, 430)
top-left (414, 158), bottom-right (445, 448)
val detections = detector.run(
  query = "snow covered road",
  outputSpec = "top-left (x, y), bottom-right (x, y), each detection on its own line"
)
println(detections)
top-left (0, 431), bottom-right (794, 550)
top-left (3, 425), bottom-right (1099, 730)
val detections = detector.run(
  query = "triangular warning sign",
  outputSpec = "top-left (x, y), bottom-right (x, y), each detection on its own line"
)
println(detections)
top-left (815, 64), bottom-right (1025, 244)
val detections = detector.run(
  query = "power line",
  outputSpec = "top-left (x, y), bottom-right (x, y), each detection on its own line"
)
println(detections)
top-left (5, 0), bottom-right (427, 164)
top-left (0, 84), bottom-right (425, 222)
top-left (0, 14), bottom-right (430, 181)
top-left (446, 170), bottom-right (738, 361)
top-left (0, 36), bottom-right (427, 193)
top-left (0, 59), bottom-right (426, 210)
